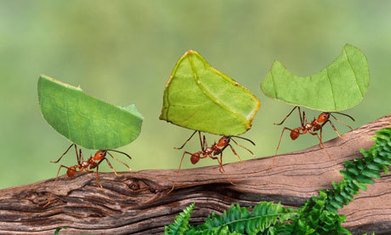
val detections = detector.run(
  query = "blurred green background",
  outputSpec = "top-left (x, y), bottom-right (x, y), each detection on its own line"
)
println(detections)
top-left (1, 1), bottom-right (390, 189)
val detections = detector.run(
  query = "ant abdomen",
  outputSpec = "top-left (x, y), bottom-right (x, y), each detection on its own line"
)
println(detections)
top-left (290, 130), bottom-right (300, 140)
top-left (66, 167), bottom-right (77, 178)
top-left (191, 154), bottom-right (200, 164)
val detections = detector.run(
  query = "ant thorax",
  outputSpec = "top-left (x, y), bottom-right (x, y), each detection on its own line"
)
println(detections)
top-left (305, 123), bottom-right (312, 129)
top-left (81, 161), bottom-right (89, 168)
top-left (204, 147), bottom-right (213, 155)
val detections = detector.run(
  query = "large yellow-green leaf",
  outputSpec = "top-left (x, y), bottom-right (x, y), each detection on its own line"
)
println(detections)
top-left (38, 75), bottom-right (143, 149)
top-left (261, 44), bottom-right (369, 111)
top-left (160, 50), bottom-right (260, 136)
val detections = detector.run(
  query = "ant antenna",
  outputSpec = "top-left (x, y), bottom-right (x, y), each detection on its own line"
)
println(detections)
top-left (331, 112), bottom-right (356, 121)
top-left (230, 136), bottom-right (256, 146)
top-left (107, 152), bottom-right (132, 171)
top-left (329, 113), bottom-right (354, 130)
top-left (230, 138), bottom-right (254, 155)
top-left (105, 149), bottom-right (132, 160)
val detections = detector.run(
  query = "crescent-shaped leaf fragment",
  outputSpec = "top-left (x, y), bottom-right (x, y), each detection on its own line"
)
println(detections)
top-left (160, 50), bottom-right (260, 136)
top-left (38, 75), bottom-right (143, 150)
top-left (261, 44), bottom-right (369, 111)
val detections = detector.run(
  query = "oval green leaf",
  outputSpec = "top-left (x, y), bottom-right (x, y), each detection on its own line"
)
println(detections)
top-left (261, 44), bottom-right (369, 111)
top-left (38, 75), bottom-right (143, 150)
top-left (160, 50), bottom-right (260, 136)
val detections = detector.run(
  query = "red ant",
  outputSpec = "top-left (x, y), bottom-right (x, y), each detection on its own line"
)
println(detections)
top-left (267, 106), bottom-right (355, 169)
top-left (43, 144), bottom-right (132, 207)
top-left (169, 131), bottom-right (255, 193)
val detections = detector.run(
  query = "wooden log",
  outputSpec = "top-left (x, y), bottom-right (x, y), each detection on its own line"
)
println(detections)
top-left (0, 114), bottom-right (390, 234)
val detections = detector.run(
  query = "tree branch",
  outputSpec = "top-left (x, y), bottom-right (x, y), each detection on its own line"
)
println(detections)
top-left (1, 114), bottom-right (390, 234)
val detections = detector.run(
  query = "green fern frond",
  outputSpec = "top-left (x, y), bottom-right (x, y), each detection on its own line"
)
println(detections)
top-left (327, 128), bottom-right (391, 213)
top-left (165, 203), bottom-right (195, 235)
top-left (165, 127), bottom-right (391, 234)
top-left (283, 190), bottom-right (349, 235)
top-left (188, 201), bottom-right (296, 234)
top-left (287, 127), bottom-right (391, 234)
top-left (54, 226), bottom-right (67, 235)
top-left (213, 202), bottom-right (294, 233)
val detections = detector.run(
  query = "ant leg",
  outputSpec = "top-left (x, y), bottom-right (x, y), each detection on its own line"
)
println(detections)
top-left (301, 109), bottom-right (308, 127)
top-left (219, 155), bottom-right (225, 173)
top-left (298, 107), bottom-right (305, 126)
top-left (309, 130), bottom-right (326, 149)
top-left (267, 127), bottom-right (294, 170)
top-left (227, 144), bottom-right (242, 162)
top-left (330, 113), bottom-right (354, 131)
top-left (230, 138), bottom-right (254, 156)
top-left (319, 127), bottom-right (323, 148)
top-left (78, 149), bottom-right (84, 165)
top-left (322, 120), bottom-right (343, 138)
top-left (200, 153), bottom-right (209, 159)
top-left (50, 144), bottom-right (77, 164)
top-left (216, 153), bottom-right (236, 185)
top-left (310, 130), bottom-right (335, 161)
top-left (174, 131), bottom-right (198, 150)
top-left (43, 165), bottom-right (71, 208)
top-left (274, 106), bottom-right (298, 125)
top-left (104, 158), bottom-right (120, 177)
top-left (107, 152), bottom-right (132, 171)
top-left (94, 165), bottom-right (103, 188)
top-left (168, 151), bottom-right (192, 194)
top-left (213, 154), bottom-right (225, 173)
top-left (201, 133), bottom-right (208, 151)
top-left (207, 153), bottom-right (219, 165)
top-left (208, 153), bottom-right (235, 185)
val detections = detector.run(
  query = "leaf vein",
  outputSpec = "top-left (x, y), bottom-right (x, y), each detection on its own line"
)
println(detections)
top-left (325, 66), bottom-right (337, 110)
top-left (187, 55), bottom-right (247, 127)
top-left (270, 69), bottom-right (278, 99)
top-left (343, 47), bottom-right (364, 98)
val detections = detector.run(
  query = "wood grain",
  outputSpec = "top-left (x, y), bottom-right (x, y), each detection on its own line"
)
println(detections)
top-left (0, 114), bottom-right (390, 234)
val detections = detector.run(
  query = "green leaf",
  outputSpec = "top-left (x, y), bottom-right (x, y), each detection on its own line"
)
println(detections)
top-left (165, 203), bottom-right (195, 234)
top-left (261, 44), bottom-right (369, 111)
top-left (54, 226), bottom-right (67, 235)
top-left (362, 169), bottom-right (380, 179)
top-left (38, 75), bottom-right (143, 150)
top-left (357, 175), bottom-right (375, 185)
top-left (160, 50), bottom-right (260, 136)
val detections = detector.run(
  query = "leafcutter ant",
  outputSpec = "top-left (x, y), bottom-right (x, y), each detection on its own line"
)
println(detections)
top-left (43, 144), bottom-right (132, 207)
top-left (169, 131), bottom-right (255, 193)
top-left (268, 106), bottom-right (355, 169)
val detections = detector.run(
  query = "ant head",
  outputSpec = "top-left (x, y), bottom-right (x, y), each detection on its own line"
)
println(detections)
top-left (317, 112), bottom-right (330, 123)
top-left (217, 136), bottom-right (231, 147)
top-left (94, 150), bottom-right (107, 160)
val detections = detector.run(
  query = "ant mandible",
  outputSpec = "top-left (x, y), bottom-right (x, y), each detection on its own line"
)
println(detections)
top-left (169, 131), bottom-right (255, 193)
top-left (267, 106), bottom-right (355, 170)
top-left (43, 143), bottom-right (132, 207)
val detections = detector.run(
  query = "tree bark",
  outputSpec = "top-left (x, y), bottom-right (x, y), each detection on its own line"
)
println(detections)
top-left (0, 114), bottom-right (390, 235)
